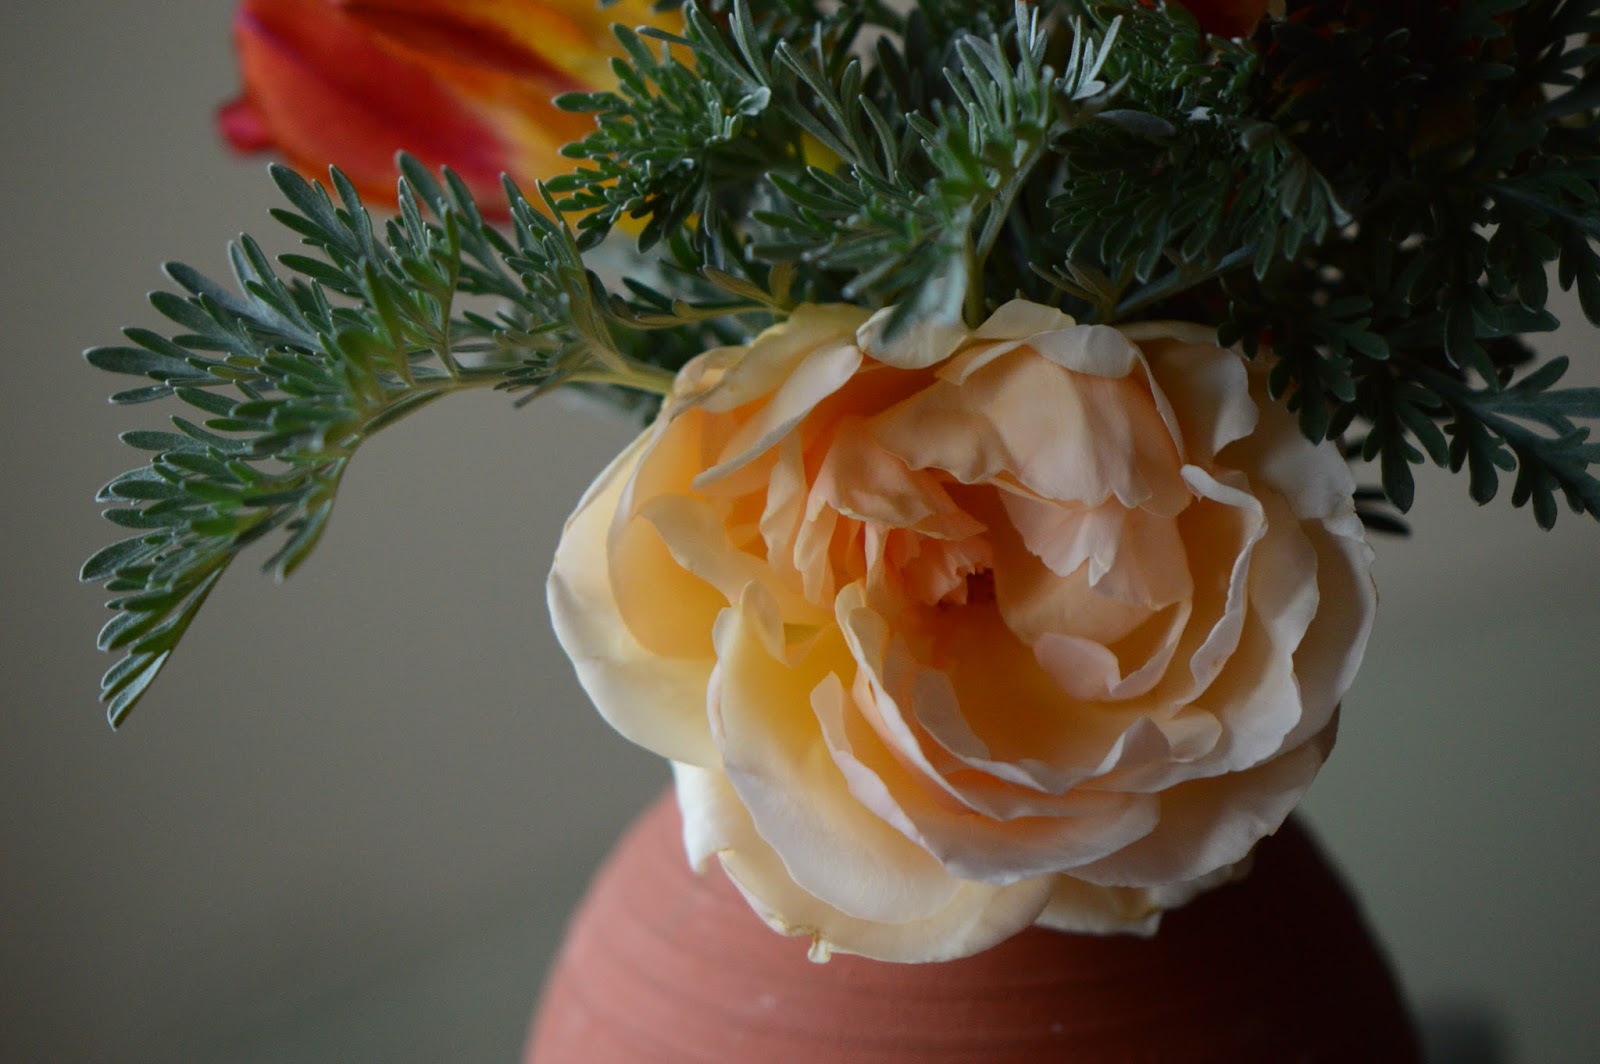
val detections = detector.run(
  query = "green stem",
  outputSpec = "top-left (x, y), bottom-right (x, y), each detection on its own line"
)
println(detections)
top-left (966, 133), bottom-right (1050, 324)
top-left (1111, 245), bottom-right (1256, 321)
top-left (571, 358), bottom-right (678, 396)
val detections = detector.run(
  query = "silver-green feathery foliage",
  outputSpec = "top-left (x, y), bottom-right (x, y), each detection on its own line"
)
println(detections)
top-left (85, 0), bottom-right (1600, 723)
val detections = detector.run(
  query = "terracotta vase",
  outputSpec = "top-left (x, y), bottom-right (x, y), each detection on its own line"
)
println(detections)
top-left (525, 791), bottom-right (1420, 1063)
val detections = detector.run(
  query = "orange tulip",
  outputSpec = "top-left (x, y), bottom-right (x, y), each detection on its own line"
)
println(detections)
top-left (218, 0), bottom-right (673, 208)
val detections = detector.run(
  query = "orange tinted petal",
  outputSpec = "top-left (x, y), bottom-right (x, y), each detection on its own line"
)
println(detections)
top-left (343, 0), bottom-right (672, 85)
top-left (220, 0), bottom-right (669, 209)
top-left (226, 0), bottom-right (517, 204)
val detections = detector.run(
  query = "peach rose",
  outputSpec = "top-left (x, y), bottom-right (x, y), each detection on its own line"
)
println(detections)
top-left (549, 301), bottom-right (1375, 962)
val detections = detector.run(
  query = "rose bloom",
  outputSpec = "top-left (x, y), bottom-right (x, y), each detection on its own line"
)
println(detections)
top-left (549, 300), bottom-right (1375, 962)
top-left (218, 0), bottom-right (674, 208)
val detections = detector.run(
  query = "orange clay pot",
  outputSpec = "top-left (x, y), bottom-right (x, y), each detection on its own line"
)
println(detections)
top-left (524, 790), bottom-right (1420, 1063)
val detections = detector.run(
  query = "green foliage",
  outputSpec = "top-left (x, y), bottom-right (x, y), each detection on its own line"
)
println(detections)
top-left (548, 9), bottom-right (800, 252)
top-left (758, 2), bottom-right (1126, 327)
top-left (82, 161), bottom-right (673, 726)
top-left (1046, 2), bottom-right (1347, 301)
top-left (86, 0), bottom-right (1600, 721)
top-left (1215, 0), bottom-right (1600, 528)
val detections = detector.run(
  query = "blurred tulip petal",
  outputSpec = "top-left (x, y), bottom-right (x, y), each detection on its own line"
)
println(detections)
top-left (219, 0), bottom-right (668, 209)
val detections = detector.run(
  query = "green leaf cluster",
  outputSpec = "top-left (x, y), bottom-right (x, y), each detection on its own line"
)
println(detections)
top-left (84, 0), bottom-right (1600, 721)
top-left (82, 161), bottom-right (671, 724)
top-left (1214, 0), bottom-right (1600, 526)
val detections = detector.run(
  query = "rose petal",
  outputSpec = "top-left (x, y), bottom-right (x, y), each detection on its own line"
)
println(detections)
top-left (1001, 494), bottom-right (1194, 608)
top-left (873, 351), bottom-right (1188, 512)
top-left (1070, 731), bottom-right (1332, 887)
top-left (816, 658), bottom-right (1163, 883)
top-left (697, 340), bottom-right (864, 486)
top-left (1283, 517), bottom-right (1376, 748)
top-left (548, 431), bottom-right (717, 767)
top-left (711, 584), bottom-right (972, 923)
top-left (1036, 856), bottom-right (1250, 936)
top-left (557, 301), bottom-right (1376, 960)
top-left (1025, 324), bottom-right (1144, 378)
top-left (1142, 338), bottom-right (1260, 459)
top-left (671, 761), bottom-right (1055, 963)
top-left (607, 422), bottom-right (730, 660)
top-left (1177, 466), bottom-right (1266, 691)
top-left (695, 305), bottom-right (868, 417)
top-left (636, 492), bottom-right (826, 625)
top-left (856, 308), bottom-right (969, 369)
top-left (976, 299), bottom-right (1078, 338)
top-left (1222, 371), bottom-right (1360, 522)
top-left (812, 419), bottom-right (984, 540)
top-left (1032, 601), bottom-right (1189, 703)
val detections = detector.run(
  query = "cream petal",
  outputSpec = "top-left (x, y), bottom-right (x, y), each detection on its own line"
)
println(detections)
top-left (666, 344), bottom-right (742, 407)
top-left (819, 620), bottom-right (1163, 881)
top-left (548, 431), bottom-right (717, 767)
top-left (868, 524), bottom-right (994, 606)
top-left (933, 301), bottom-right (1083, 385)
top-left (1190, 492), bottom-right (1321, 771)
top-left (903, 599), bottom-right (1162, 793)
top-left (937, 337), bottom-right (1035, 383)
top-left (757, 433), bottom-right (808, 595)
top-left (1070, 732), bottom-right (1331, 888)
top-left (1037, 853), bottom-right (1250, 936)
top-left (1222, 371), bottom-right (1359, 522)
top-left (852, 596), bottom-right (1180, 803)
top-left (1155, 489), bottom-right (1354, 781)
top-left (873, 352), bottom-right (1187, 512)
top-left (1187, 613), bottom-right (1305, 778)
top-left (711, 584), bottom-right (971, 923)
top-left (995, 531), bottom-right (1157, 648)
top-left (1002, 494), bottom-right (1194, 608)
top-left (695, 339), bottom-right (863, 486)
top-left (608, 509), bottom-right (727, 660)
top-left (818, 685), bottom-right (1160, 884)
top-left (812, 418), bottom-right (985, 539)
top-left (724, 819), bottom-right (1055, 964)
top-left (672, 759), bottom-right (743, 872)
top-left (1142, 339), bottom-right (1260, 459)
top-left (794, 492), bottom-right (843, 604)
top-left (682, 718), bottom-right (1053, 964)
top-left (1032, 599), bottom-right (1189, 703)
top-left (856, 306), bottom-right (969, 369)
top-left (696, 304), bottom-right (871, 413)
top-left (1002, 494), bottom-right (1122, 581)
top-left (1281, 515), bottom-right (1376, 750)
top-left (976, 298), bottom-right (1078, 338)
top-left (1035, 875), bottom-right (1162, 936)
top-left (1104, 491), bottom-right (1323, 786)
top-left (605, 413), bottom-right (736, 658)
top-left (1025, 323), bottom-right (1143, 378)
top-left (636, 492), bottom-right (826, 626)
top-left (1179, 466), bottom-right (1265, 691)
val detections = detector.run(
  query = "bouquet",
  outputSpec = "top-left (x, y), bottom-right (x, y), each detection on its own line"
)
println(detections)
top-left (80, 0), bottom-right (1600, 1049)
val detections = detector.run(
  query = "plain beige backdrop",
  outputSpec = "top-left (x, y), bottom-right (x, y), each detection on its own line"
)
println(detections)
top-left (3, 3), bottom-right (1598, 1061)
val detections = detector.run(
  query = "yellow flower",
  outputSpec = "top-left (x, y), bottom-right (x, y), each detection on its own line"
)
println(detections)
top-left (549, 301), bottom-right (1376, 962)
top-left (217, 0), bottom-right (674, 210)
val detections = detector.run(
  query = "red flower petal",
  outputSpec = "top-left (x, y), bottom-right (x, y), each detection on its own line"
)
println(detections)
top-left (219, 0), bottom-right (671, 210)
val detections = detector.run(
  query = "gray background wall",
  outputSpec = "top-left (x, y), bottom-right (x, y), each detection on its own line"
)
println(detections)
top-left (3, 3), bottom-right (1596, 1061)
